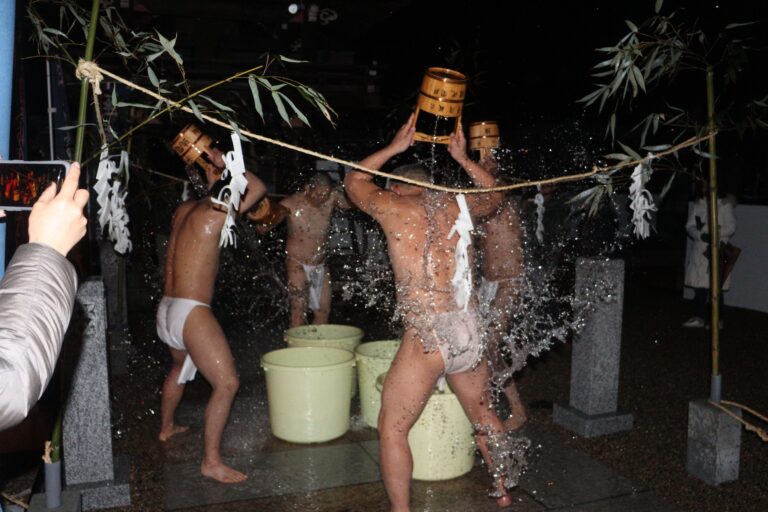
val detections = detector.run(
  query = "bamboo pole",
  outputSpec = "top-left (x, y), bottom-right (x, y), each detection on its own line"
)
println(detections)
top-left (705, 66), bottom-right (722, 403)
top-left (73, 0), bottom-right (101, 162)
top-left (50, 0), bottom-right (102, 465)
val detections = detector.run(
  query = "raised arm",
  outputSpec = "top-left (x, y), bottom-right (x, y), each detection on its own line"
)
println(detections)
top-left (239, 170), bottom-right (268, 213)
top-left (447, 127), bottom-right (503, 217)
top-left (344, 114), bottom-right (416, 217)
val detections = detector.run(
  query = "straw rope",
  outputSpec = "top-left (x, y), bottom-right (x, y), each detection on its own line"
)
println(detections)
top-left (709, 400), bottom-right (768, 442)
top-left (76, 59), bottom-right (712, 193)
top-left (1, 491), bottom-right (29, 509)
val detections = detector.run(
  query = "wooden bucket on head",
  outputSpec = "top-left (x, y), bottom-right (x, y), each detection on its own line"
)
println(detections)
top-left (413, 67), bottom-right (467, 144)
top-left (468, 121), bottom-right (500, 160)
top-left (170, 124), bottom-right (218, 175)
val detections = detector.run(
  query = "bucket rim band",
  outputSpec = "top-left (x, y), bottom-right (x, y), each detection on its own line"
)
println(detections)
top-left (261, 346), bottom-right (355, 371)
top-left (417, 91), bottom-right (465, 103)
top-left (355, 340), bottom-right (402, 359)
top-left (425, 67), bottom-right (467, 82)
top-left (284, 324), bottom-right (364, 337)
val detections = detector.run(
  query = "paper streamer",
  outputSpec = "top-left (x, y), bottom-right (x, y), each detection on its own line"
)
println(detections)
top-left (95, 147), bottom-right (132, 254)
top-left (629, 157), bottom-right (657, 239)
top-left (211, 132), bottom-right (248, 248)
top-left (447, 194), bottom-right (474, 311)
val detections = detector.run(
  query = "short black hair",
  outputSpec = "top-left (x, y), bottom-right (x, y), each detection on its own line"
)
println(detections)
top-left (391, 163), bottom-right (431, 184)
top-left (307, 172), bottom-right (332, 189)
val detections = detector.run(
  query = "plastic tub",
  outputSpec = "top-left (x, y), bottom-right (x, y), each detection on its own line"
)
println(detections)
top-left (285, 324), bottom-right (364, 396)
top-left (354, 340), bottom-right (401, 428)
top-left (377, 373), bottom-right (475, 480)
top-left (261, 347), bottom-right (355, 443)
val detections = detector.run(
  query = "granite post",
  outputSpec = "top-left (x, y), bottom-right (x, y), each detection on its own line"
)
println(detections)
top-left (553, 258), bottom-right (634, 437)
top-left (99, 242), bottom-right (127, 329)
top-left (60, 278), bottom-right (130, 510)
top-left (686, 399), bottom-right (741, 485)
top-left (99, 242), bottom-right (130, 375)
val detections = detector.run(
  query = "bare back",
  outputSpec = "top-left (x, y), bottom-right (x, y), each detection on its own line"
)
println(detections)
top-left (478, 196), bottom-right (524, 281)
top-left (374, 192), bottom-right (471, 316)
top-left (164, 198), bottom-right (227, 304)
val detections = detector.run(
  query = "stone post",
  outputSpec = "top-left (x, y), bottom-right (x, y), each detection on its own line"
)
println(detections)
top-left (553, 258), bottom-right (634, 437)
top-left (60, 278), bottom-right (130, 510)
top-left (686, 399), bottom-right (741, 485)
top-left (99, 241), bottom-right (130, 375)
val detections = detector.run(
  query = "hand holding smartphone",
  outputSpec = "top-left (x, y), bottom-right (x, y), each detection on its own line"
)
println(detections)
top-left (27, 162), bottom-right (89, 257)
top-left (0, 160), bottom-right (70, 211)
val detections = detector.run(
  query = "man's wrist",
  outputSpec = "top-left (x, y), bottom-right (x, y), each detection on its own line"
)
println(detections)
top-left (456, 156), bottom-right (471, 169)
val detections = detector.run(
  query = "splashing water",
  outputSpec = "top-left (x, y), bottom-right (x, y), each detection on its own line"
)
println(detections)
top-left (125, 118), bottom-right (631, 499)
top-left (486, 430), bottom-right (532, 495)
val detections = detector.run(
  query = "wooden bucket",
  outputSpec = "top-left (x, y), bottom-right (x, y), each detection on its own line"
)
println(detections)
top-left (246, 196), bottom-right (290, 230)
top-left (468, 121), bottom-right (500, 159)
top-left (413, 67), bottom-right (467, 144)
top-left (170, 124), bottom-right (218, 174)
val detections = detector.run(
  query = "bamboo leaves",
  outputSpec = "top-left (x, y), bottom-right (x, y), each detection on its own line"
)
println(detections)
top-left (27, 0), bottom-right (338, 157)
top-left (245, 73), bottom-right (336, 128)
top-left (248, 76), bottom-right (264, 122)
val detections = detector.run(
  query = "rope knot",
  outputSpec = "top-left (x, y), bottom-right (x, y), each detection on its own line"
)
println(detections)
top-left (76, 59), bottom-right (104, 95)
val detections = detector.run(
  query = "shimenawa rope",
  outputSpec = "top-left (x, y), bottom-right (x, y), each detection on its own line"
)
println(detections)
top-left (709, 400), bottom-right (768, 442)
top-left (75, 59), bottom-right (712, 194)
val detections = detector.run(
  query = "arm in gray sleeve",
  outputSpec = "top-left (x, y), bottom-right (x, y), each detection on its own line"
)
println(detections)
top-left (0, 243), bottom-right (78, 431)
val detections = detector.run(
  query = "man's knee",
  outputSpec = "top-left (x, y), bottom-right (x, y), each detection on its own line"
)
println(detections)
top-left (216, 375), bottom-right (240, 395)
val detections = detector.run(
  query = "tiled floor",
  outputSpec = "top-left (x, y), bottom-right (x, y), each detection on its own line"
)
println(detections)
top-left (155, 328), bottom-right (680, 511)
top-left (163, 390), bottom-right (677, 511)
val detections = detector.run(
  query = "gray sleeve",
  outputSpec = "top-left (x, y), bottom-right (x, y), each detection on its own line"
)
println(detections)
top-left (0, 243), bottom-right (78, 431)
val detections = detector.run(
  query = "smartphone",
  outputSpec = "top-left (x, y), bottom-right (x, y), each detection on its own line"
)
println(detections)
top-left (0, 160), bottom-right (70, 211)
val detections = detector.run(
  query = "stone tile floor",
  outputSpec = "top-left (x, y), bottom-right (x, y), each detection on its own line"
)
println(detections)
top-left (8, 263), bottom-right (767, 511)
top-left (158, 357), bottom-right (677, 512)
top-left (161, 421), bottom-right (676, 512)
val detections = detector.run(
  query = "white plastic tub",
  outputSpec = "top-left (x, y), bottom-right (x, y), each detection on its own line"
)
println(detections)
top-left (262, 347), bottom-right (355, 443)
top-left (354, 340), bottom-right (401, 428)
top-left (285, 324), bottom-right (364, 396)
top-left (377, 373), bottom-right (475, 480)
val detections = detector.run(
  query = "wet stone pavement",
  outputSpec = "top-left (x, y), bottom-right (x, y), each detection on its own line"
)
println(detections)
top-left (146, 320), bottom-right (678, 512)
top-left (93, 258), bottom-right (768, 512)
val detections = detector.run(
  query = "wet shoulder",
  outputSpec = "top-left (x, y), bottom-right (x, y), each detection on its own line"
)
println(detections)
top-left (378, 195), bottom-right (427, 228)
top-left (187, 198), bottom-right (227, 233)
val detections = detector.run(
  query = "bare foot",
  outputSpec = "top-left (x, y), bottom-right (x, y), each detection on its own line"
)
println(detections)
top-left (495, 493), bottom-right (513, 508)
top-left (201, 461), bottom-right (248, 484)
top-left (158, 424), bottom-right (189, 442)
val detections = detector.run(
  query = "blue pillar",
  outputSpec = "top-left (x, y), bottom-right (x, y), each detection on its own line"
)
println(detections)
top-left (0, 0), bottom-right (16, 278)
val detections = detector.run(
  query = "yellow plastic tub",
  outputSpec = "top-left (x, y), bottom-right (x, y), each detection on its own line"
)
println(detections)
top-left (261, 347), bottom-right (355, 443)
top-left (377, 373), bottom-right (475, 480)
top-left (354, 340), bottom-right (401, 428)
top-left (285, 324), bottom-right (364, 396)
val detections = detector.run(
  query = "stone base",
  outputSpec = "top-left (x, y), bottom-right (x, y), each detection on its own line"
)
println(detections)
top-left (28, 490), bottom-right (82, 512)
top-left (66, 456), bottom-right (131, 511)
top-left (552, 404), bottom-right (633, 438)
top-left (686, 399), bottom-right (741, 485)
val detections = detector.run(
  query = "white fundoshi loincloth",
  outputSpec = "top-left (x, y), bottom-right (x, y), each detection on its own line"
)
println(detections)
top-left (156, 296), bottom-right (210, 384)
top-left (303, 263), bottom-right (325, 311)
